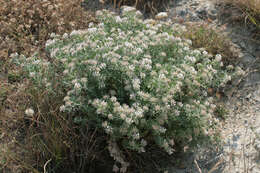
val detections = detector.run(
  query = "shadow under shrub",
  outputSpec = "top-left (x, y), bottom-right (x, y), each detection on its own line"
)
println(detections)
top-left (11, 8), bottom-right (244, 172)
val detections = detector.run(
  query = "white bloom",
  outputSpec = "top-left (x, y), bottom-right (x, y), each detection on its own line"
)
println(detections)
top-left (95, 10), bottom-right (103, 16)
top-left (177, 73), bottom-right (184, 79)
top-left (183, 46), bottom-right (189, 51)
top-left (68, 62), bottom-right (75, 69)
top-left (115, 16), bottom-right (122, 23)
top-left (32, 60), bottom-right (40, 65)
top-left (155, 64), bottom-right (161, 68)
top-left (70, 30), bottom-right (80, 36)
top-left (186, 39), bottom-right (192, 45)
top-left (62, 33), bottom-right (68, 39)
top-left (160, 52), bottom-right (166, 57)
top-left (29, 72), bottom-right (35, 77)
top-left (72, 79), bottom-right (78, 84)
top-left (202, 50), bottom-right (208, 55)
top-left (59, 105), bottom-right (65, 112)
top-left (185, 56), bottom-right (196, 63)
top-left (25, 108), bottom-right (34, 117)
top-left (88, 22), bottom-right (94, 28)
top-left (227, 65), bottom-right (234, 70)
top-left (50, 33), bottom-right (56, 38)
top-left (46, 83), bottom-right (51, 87)
top-left (125, 117), bottom-right (132, 124)
top-left (88, 27), bottom-right (97, 33)
top-left (192, 50), bottom-right (201, 55)
top-left (159, 73), bottom-right (166, 80)
top-left (74, 82), bottom-right (81, 90)
top-left (132, 78), bottom-right (140, 90)
top-left (81, 78), bottom-right (87, 83)
top-left (155, 105), bottom-right (161, 111)
top-left (108, 114), bottom-right (113, 120)
top-left (120, 113), bottom-right (126, 120)
top-left (140, 73), bottom-right (146, 78)
top-left (63, 69), bottom-right (69, 75)
top-left (65, 101), bottom-right (72, 107)
top-left (111, 96), bottom-right (117, 102)
top-left (124, 42), bottom-right (133, 48)
top-left (215, 54), bottom-right (222, 62)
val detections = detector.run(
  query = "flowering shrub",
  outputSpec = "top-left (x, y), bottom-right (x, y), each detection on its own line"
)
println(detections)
top-left (14, 8), bottom-right (242, 172)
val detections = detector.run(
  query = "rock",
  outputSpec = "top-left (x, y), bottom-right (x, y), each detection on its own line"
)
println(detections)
top-left (196, 3), bottom-right (217, 20)
top-left (135, 10), bottom-right (143, 19)
top-left (121, 6), bottom-right (136, 15)
top-left (155, 12), bottom-right (168, 20)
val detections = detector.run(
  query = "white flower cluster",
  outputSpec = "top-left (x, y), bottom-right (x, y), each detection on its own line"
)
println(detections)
top-left (25, 108), bottom-right (34, 117)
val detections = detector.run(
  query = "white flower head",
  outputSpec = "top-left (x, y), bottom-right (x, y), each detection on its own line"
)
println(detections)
top-left (115, 16), bottom-right (122, 23)
top-left (160, 52), bottom-right (167, 57)
top-left (59, 105), bottom-right (66, 112)
top-left (108, 114), bottom-right (113, 120)
top-left (62, 33), bottom-right (68, 39)
top-left (177, 73), bottom-right (184, 79)
top-left (202, 50), bottom-right (208, 55)
top-left (215, 54), bottom-right (222, 62)
top-left (25, 108), bottom-right (34, 117)
top-left (74, 82), bottom-right (81, 90)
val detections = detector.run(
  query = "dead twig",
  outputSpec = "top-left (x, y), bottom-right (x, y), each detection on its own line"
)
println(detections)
top-left (194, 159), bottom-right (203, 173)
top-left (43, 158), bottom-right (52, 173)
top-left (208, 158), bottom-right (224, 173)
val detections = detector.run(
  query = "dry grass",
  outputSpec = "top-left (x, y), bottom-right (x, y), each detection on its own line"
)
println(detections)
top-left (0, 0), bottom-right (96, 61)
top-left (0, 75), bottom-right (110, 172)
top-left (218, 0), bottom-right (260, 37)
top-left (177, 22), bottom-right (239, 66)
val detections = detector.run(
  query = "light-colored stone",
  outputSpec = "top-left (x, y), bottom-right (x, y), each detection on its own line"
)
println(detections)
top-left (121, 6), bottom-right (136, 15)
top-left (155, 12), bottom-right (168, 20)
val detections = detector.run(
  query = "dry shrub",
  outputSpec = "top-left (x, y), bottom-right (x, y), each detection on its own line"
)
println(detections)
top-left (0, 0), bottom-right (96, 60)
top-left (178, 22), bottom-right (239, 66)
